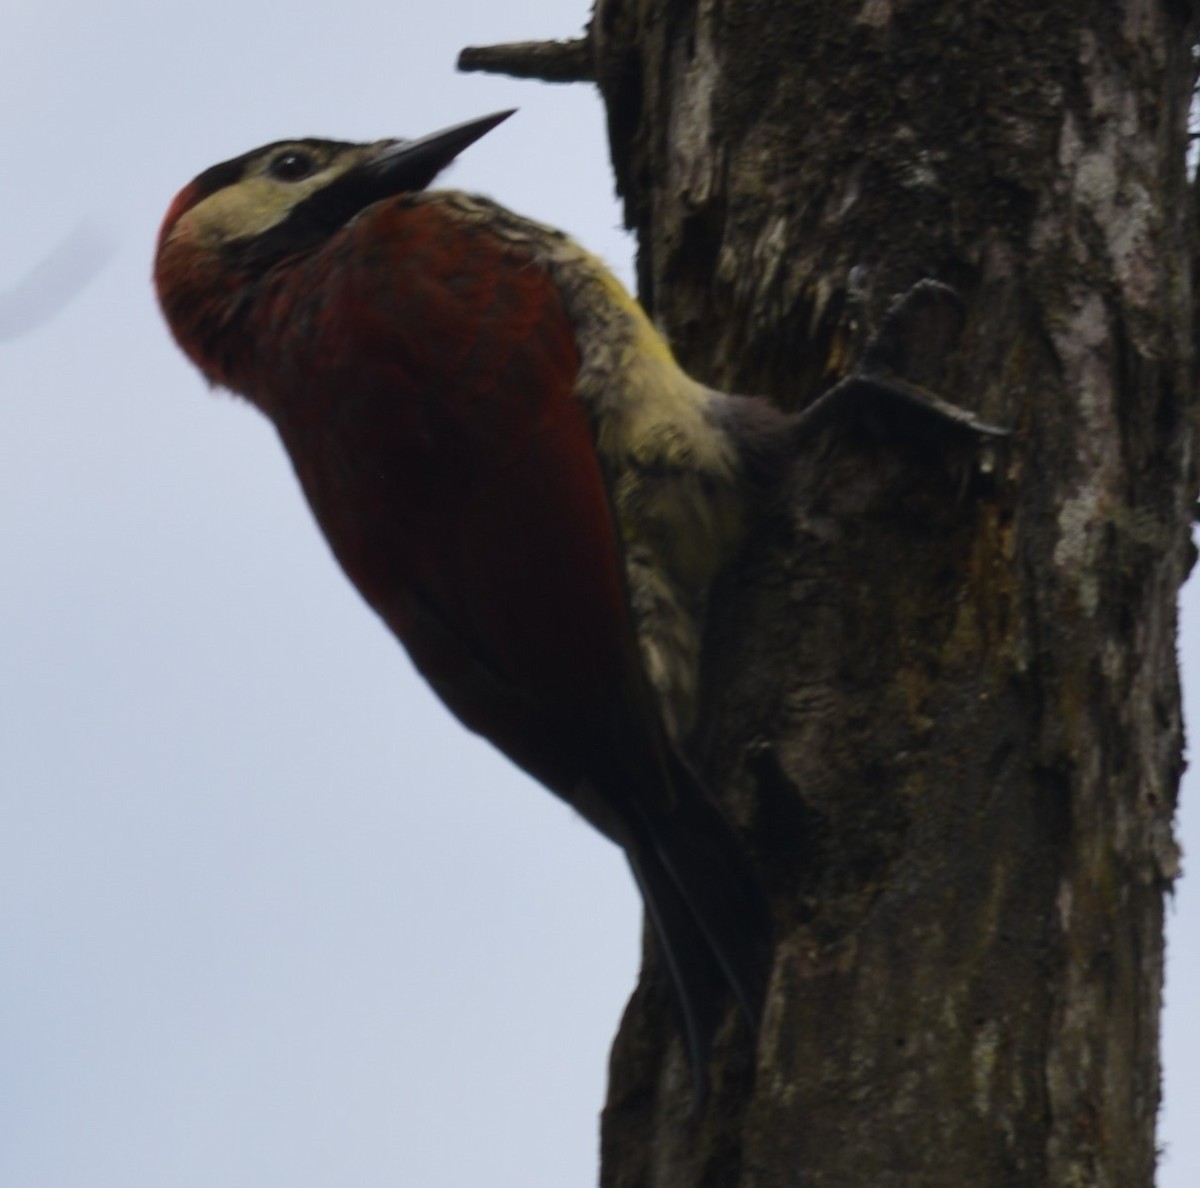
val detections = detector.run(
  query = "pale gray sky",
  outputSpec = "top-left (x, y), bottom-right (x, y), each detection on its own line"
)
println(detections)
top-left (1, 2), bottom-right (1196, 1184)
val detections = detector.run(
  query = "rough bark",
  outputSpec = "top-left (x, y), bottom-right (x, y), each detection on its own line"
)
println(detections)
top-left (587, 2), bottom-right (1199, 1186)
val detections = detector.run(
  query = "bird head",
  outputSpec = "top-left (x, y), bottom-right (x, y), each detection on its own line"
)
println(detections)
top-left (156, 109), bottom-right (514, 274)
top-left (154, 110), bottom-right (513, 385)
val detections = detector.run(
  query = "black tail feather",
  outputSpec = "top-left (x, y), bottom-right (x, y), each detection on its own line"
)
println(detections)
top-left (625, 752), bottom-right (773, 1094)
top-left (624, 845), bottom-right (727, 1100)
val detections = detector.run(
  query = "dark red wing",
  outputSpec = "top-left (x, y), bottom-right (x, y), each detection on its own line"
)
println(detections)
top-left (254, 197), bottom-right (645, 802)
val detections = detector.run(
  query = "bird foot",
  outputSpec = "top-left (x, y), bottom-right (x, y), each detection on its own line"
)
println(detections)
top-left (793, 279), bottom-right (1008, 448)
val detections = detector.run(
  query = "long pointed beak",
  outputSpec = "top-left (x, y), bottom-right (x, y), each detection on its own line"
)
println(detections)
top-left (368, 110), bottom-right (515, 191)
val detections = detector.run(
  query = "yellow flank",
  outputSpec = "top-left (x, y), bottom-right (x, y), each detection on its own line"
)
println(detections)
top-left (541, 240), bottom-right (747, 740)
top-left (589, 259), bottom-right (677, 363)
top-left (575, 250), bottom-right (736, 472)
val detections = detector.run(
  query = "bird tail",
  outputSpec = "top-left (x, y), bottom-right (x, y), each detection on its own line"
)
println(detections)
top-left (624, 749), bottom-right (773, 1095)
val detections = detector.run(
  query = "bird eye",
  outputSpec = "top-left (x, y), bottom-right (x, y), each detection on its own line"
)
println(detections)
top-left (269, 151), bottom-right (317, 182)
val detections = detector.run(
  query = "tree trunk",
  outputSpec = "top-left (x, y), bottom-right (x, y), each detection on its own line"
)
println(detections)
top-left (588, 2), bottom-right (1198, 1185)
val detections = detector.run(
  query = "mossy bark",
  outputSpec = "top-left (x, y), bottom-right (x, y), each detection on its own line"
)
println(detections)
top-left (592, 2), bottom-right (1198, 1184)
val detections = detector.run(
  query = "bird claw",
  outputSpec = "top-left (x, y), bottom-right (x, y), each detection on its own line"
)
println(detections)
top-left (792, 279), bottom-right (1008, 448)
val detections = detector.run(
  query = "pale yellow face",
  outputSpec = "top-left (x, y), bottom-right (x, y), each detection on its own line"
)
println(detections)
top-left (163, 140), bottom-right (390, 250)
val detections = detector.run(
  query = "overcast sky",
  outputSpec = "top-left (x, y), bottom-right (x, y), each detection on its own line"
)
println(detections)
top-left (2, 2), bottom-right (1197, 1184)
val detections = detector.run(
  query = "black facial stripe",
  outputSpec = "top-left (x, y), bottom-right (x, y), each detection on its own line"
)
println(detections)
top-left (218, 145), bottom-right (449, 273)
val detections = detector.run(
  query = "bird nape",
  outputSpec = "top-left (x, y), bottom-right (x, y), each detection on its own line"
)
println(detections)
top-left (154, 110), bottom-right (779, 1098)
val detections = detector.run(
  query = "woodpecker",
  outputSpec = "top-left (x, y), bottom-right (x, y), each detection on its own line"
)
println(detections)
top-left (154, 110), bottom-right (986, 1089)
top-left (155, 110), bottom-right (783, 1087)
